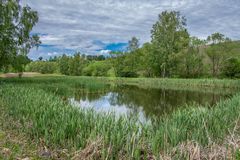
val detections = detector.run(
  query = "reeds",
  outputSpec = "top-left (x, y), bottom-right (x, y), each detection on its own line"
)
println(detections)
top-left (1, 77), bottom-right (240, 159)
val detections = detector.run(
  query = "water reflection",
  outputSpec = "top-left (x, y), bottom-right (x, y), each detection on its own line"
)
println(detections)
top-left (68, 85), bottom-right (234, 120)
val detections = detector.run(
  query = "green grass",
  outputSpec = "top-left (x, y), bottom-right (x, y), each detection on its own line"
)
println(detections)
top-left (1, 76), bottom-right (240, 159)
top-left (2, 76), bottom-right (240, 92)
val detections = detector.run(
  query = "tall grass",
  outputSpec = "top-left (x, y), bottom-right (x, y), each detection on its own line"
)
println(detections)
top-left (2, 76), bottom-right (240, 92)
top-left (2, 76), bottom-right (240, 88)
top-left (1, 77), bottom-right (240, 158)
top-left (0, 85), bottom-right (146, 159)
top-left (106, 77), bottom-right (240, 91)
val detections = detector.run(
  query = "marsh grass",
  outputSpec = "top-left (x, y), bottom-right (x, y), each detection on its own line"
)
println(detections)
top-left (1, 77), bottom-right (240, 159)
top-left (2, 76), bottom-right (240, 93)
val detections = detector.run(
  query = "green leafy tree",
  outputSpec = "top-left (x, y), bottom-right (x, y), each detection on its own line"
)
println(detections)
top-left (58, 53), bottom-right (87, 76)
top-left (12, 55), bottom-right (31, 77)
top-left (127, 37), bottom-right (139, 52)
top-left (134, 43), bottom-right (155, 77)
top-left (58, 54), bottom-right (70, 75)
top-left (206, 33), bottom-right (231, 77)
top-left (69, 53), bottom-right (86, 76)
top-left (222, 57), bottom-right (240, 78)
top-left (151, 11), bottom-right (189, 77)
top-left (82, 60), bottom-right (112, 77)
top-left (48, 56), bottom-right (58, 62)
top-left (112, 53), bottom-right (126, 77)
top-left (175, 37), bottom-right (205, 78)
top-left (111, 50), bottom-right (139, 77)
top-left (26, 61), bottom-right (58, 74)
top-left (0, 0), bottom-right (41, 70)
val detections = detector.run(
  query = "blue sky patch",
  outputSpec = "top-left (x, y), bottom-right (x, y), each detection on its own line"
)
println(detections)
top-left (104, 43), bottom-right (128, 52)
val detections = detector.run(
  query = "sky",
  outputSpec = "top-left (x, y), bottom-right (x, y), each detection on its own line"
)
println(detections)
top-left (24, 0), bottom-right (240, 60)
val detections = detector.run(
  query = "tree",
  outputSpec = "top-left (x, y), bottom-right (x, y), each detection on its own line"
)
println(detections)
top-left (0, 0), bottom-right (41, 69)
top-left (26, 61), bottom-right (58, 74)
top-left (207, 33), bottom-right (225, 44)
top-left (12, 55), bottom-right (31, 77)
top-left (69, 53), bottom-right (85, 76)
top-left (112, 54), bottom-right (126, 77)
top-left (82, 60), bottom-right (112, 77)
top-left (151, 11), bottom-right (189, 77)
top-left (49, 56), bottom-right (58, 62)
top-left (38, 56), bottom-right (43, 61)
top-left (58, 54), bottom-right (70, 75)
top-left (222, 57), bottom-right (240, 78)
top-left (138, 43), bottom-right (155, 77)
top-left (179, 37), bottom-right (205, 78)
top-left (127, 37), bottom-right (139, 52)
top-left (206, 33), bottom-right (231, 77)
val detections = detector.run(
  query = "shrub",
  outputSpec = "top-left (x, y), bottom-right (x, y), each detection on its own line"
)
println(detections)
top-left (222, 57), bottom-right (240, 78)
top-left (82, 61), bottom-right (113, 77)
top-left (26, 61), bottom-right (59, 74)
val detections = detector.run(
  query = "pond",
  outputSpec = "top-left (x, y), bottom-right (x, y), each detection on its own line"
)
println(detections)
top-left (64, 84), bottom-right (235, 120)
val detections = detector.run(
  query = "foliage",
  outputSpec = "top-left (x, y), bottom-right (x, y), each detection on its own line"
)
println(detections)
top-left (206, 33), bottom-right (231, 77)
top-left (112, 54), bottom-right (139, 77)
top-left (58, 54), bottom-right (70, 75)
top-left (82, 60), bottom-right (113, 77)
top-left (0, 0), bottom-right (40, 69)
top-left (173, 37), bottom-right (205, 78)
top-left (222, 57), bottom-right (240, 78)
top-left (151, 11), bottom-right (190, 77)
top-left (12, 55), bottom-right (31, 72)
top-left (26, 61), bottom-right (59, 74)
top-left (58, 53), bottom-right (87, 76)
top-left (127, 37), bottom-right (139, 52)
top-left (52, 36), bottom-right (239, 79)
top-left (68, 53), bottom-right (86, 76)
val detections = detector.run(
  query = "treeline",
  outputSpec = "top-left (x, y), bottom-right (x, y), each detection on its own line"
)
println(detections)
top-left (25, 36), bottom-right (240, 78)
top-left (25, 53), bottom-right (114, 77)
top-left (27, 13), bottom-right (240, 78)
top-left (3, 10), bottom-right (240, 78)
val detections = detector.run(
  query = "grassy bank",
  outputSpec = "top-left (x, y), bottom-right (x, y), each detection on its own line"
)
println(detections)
top-left (2, 76), bottom-right (240, 92)
top-left (1, 77), bottom-right (240, 159)
top-left (102, 77), bottom-right (240, 92)
top-left (0, 106), bottom-right (43, 160)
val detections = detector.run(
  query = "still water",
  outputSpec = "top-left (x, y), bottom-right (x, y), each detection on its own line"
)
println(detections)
top-left (64, 84), bottom-right (235, 120)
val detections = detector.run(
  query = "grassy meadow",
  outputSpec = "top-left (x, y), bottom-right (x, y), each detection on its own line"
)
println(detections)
top-left (1, 76), bottom-right (240, 159)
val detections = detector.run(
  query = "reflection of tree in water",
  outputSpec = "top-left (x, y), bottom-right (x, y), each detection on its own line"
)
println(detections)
top-left (108, 85), bottom-right (232, 118)
top-left (74, 88), bottom-right (110, 101)
top-left (68, 84), bottom-right (232, 119)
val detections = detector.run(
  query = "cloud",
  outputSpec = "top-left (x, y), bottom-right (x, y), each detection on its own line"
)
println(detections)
top-left (99, 50), bottom-right (111, 55)
top-left (26, 0), bottom-right (240, 59)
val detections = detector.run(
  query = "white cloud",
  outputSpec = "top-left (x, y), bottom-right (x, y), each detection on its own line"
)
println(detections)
top-left (47, 52), bottom-right (59, 56)
top-left (99, 50), bottom-right (111, 55)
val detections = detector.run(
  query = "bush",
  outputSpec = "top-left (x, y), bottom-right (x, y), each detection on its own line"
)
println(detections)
top-left (222, 57), bottom-right (240, 78)
top-left (26, 61), bottom-right (59, 74)
top-left (82, 61), bottom-right (113, 77)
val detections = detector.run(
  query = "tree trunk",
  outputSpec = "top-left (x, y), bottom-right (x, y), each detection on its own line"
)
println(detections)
top-left (18, 72), bottom-right (23, 78)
